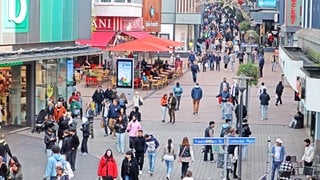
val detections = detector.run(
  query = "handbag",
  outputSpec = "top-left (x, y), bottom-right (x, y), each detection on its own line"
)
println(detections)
top-left (163, 154), bottom-right (175, 161)
top-left (139, 97), bottom-right (143, 106)
top-left (100, 120), bottom-right (104, 128)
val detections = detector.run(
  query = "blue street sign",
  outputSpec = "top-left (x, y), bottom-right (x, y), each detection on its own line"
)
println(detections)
top-left (228, 137), bottom-right (256, 145)
top-left (193, 137), bottom-right (225, 145)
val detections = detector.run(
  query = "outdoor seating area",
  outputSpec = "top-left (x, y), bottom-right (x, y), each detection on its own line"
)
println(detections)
top-left (75, 64), bottom-right (112, 87)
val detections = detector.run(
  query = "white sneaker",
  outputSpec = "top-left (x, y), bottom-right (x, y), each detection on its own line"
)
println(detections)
top-left (139, 170), bottom-right (142, 175)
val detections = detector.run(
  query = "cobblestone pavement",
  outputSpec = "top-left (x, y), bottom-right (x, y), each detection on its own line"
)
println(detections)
top-left (12, 53), bottom-right (310, 179)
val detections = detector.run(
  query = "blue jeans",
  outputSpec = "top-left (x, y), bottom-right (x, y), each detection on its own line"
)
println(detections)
top-left (165, 160), bottom-right (174, 177)
top-left (147, 152), bottom-right (156, 172)
top-left (46, 149), bottom-right (53, 158)
top-left (260, 105), bottom-right (268, 119)
top-left (192, 72), bottom-right (197, 83)
top-left (242, 145), bottom-right (248, 159)
top-left (116, 132), bottom-right (125, 153)
top-left (161, 106), bottom-right (167, 121)
top-left (271, 161), bottom-right (282, 180)
top-left (224, 114), bottom-right (233, 121)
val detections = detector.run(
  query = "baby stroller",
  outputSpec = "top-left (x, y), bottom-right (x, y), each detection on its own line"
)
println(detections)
top-left (32, 109), bottom-right (47, 134)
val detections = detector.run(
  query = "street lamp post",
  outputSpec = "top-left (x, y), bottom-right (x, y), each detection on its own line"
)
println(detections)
top-left (233, 75), bottom-right (251, 180)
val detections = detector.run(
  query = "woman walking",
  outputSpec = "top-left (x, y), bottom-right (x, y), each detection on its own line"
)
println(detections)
top-left (160, 94), bottom-right (168, 124)
top-left (121, 151), bottom-right (139, 180)
top-left (114, 115), bottom-right (127, 154)
top-left (178, 137), bottom-right (194, 179)
top-left (162, 139), bottom-right (176, 180)
top-left (97, 149), bottom-right (118, 180)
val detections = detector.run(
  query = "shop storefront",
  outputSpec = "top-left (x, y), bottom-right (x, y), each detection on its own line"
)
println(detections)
top-left (0, 0), bottom-right (101, 127)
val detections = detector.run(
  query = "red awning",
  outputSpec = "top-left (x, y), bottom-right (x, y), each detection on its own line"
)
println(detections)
top-left (106, 39), bottom-right (171, 52)
top-left (76, 32), bottom-right (116, 49)
top-left (141, 36), bottom-right (183, 47)
top-left (122, 31), bottom-right (152, 39)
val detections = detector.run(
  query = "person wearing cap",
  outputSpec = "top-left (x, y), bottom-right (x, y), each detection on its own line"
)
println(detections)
top-left (191, 83), bottom-right (203, 115)
top-left (80, 116), bottom-right (90, 155)
top-left (121, 151), bottom-right (139, 180)
top-left (271, 138), bottom-right (285, 180)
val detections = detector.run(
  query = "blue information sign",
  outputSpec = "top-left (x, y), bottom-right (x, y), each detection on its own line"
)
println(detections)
top-left (228, 137), bottom-right (256, 145)
top-left (193, 137), bottom-right (225, 145)
top-left (193, 137), bottom-right (256, 145)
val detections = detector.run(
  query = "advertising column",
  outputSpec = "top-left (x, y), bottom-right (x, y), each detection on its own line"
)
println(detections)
top-left (116, 59), bottom-right (134, 100)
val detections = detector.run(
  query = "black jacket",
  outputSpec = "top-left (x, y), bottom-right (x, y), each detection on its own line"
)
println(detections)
top-left (61, 135), bottom-right (74, 153)
top-left (104, 89), bottom-right (114, 100)
top-left (275, 83), bottom-right (284, 95)
top-left (114, 120), bottom-right (127, 134)
top-left (44, 132), bottom-right (56, 149)
top-left (241, 123), bottom-right (252, 137)
top-left (259, 92), bottom-right (270, 105)
top-left (133, 136), bottom-right (145, 153)
top-left (121, 158), bottom-right (139, 180)
top-left (0, 140), bottom-right (12, 158)
top-left (81, 122), bottom-right (90, 137)
top-left (92, 90), bottom-right (104, 103)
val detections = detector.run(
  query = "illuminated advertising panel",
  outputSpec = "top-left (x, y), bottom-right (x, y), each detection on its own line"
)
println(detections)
top-left (257, 0), bottom-right (276, 8)
top-left (117, 59), bottom-right (133, 88)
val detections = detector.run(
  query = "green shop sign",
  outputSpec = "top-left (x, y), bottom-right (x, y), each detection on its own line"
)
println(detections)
top-left (1, 0), bottom-right (30, 33)
top-left (0, 61), bottom-right (23, 67)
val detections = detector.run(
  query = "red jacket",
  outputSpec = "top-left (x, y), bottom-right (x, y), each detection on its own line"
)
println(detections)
top-left (97, 156), bottom-right (118, 178)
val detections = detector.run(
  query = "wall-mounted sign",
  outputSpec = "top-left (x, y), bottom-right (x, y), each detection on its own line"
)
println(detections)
top-left (0, 61), bottom-right (23, 67)
top-left (1, 0), bottom-right (30, 33)
top-left (285, 0), bottom-right (301, 27)
top-left (257, 0), bottom-right (277, 8)
top-left (93, 17), bottom-right (143, 31)
top-left (142, 0), bottom-right (162, 32)
top-left (176, 14), bottom-right (202, 24)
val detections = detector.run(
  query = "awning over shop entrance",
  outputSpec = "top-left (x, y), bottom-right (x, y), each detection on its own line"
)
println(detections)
top-left (77, 31), bottom-right (116, 49)
top-left (106, 39), bottom-right (171, 52)
top-left (121, 31), bottom-right (152, 39)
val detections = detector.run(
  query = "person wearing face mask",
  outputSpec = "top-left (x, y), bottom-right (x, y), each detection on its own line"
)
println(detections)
top-left (97, 149), bottom-right (118, 180)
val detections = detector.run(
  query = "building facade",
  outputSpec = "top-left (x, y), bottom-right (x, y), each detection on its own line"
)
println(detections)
top-left (0, 0), bottom-right (100, 127)
top-left (160, 0), bottom-right (202, 51)
top-left (279, 0), bottom-right (320, 149)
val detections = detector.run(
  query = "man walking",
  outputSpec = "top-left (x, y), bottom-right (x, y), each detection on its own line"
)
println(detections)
top-left (191, 83), bottom-right (203, 115)
top-left (144, 134), bottom-right (160, 176)
top-left (190, 61), bottom-right (200, 83)
top-left (275, 81), bottom-right (284, 106)
top-left (203, 121), bottom-right (215, 162)
top-left (271, 138), bottom-right (285, 180)
top-left (259, 89), bottom-right (270, 120)
top-left (259, 54), bottom-right (265, 77)
top-left (173, 82), bottom-right (183, 110)
top-left (92, 86), bottom-right (104, 115)
top-left (167, 93), bottom-right (177, 124)
top-left (301, 138), bottom-right (314, 168)
top-left (241, 119), bottom-right (252, 160)
top-left (133, 130), bottom-right (145, 175)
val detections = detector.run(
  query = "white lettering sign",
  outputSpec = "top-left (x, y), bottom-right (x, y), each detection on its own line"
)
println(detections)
top-left (8, 0), bottom-right (27, 24)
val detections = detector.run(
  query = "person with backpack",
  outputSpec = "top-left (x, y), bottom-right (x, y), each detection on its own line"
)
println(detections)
top-left (173, 82), bottom-right (183, 110)
top-left (167, 93), bottom-right (177, 124)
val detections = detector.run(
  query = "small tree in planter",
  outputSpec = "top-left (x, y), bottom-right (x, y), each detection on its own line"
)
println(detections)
top-left (237, 63), bottom-right (259, 86)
